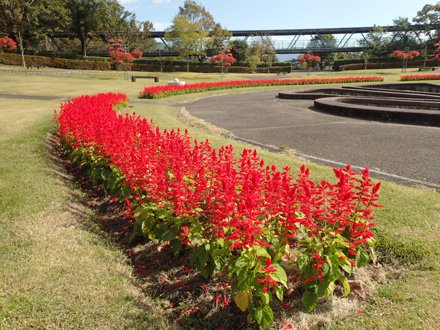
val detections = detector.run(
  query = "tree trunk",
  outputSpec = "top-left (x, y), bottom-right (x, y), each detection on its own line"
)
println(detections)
top-left (186, 55), bottom-right (189, 72)
top-left (17, 32), bottom-right (26, 68)
top-left (79, 34), bottom-right (87, 57)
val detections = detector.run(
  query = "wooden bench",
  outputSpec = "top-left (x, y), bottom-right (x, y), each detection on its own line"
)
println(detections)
top-left (418, 67), bottom-right (437, 71)
top-left (131, 75), bottom-right (159, 82)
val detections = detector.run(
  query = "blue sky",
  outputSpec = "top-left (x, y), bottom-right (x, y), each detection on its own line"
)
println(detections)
top-left (117, 0), bottom-right (437, 31)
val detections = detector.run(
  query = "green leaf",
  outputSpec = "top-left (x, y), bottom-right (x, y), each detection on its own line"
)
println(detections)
top-left (235, 256), bottom-right (250, 271)
top-left (213, 255), bottom-right (225, 271)
top-left (296, 254), bottom-right (309, 271)
top-left (356, 248), bottom-right (370, 267)
top-left (190, 245), bottom-right (210, 271)
top-left (369, 245), bottom-right (378, 264)
top-left (302, 289), bottom-right (318, 312)
top-left (211, 248), bottom-right (225, 257)
top-left (340, 276), bottom-right (351, 297)
top-left (340, 261), bottom-right (352, 276)
top-left (321, 262), bottom-right (330, 276)
top-left (162, 229), bottom-right (176, 242)
top-left (316, 279), bottom-right (330, 296)
top-left (325, 281), bottom-right (335, 298)
top-left (254, 305), bottom-right (274, 329)
top-left (269, 263), bottom-right (288, 288)
top-left (254, 246), bottom-right (271, 259)
top-left (234, 290), bottom-right (252, 312)
top-left (258, 291), bottom-right (270, 305)
top-left (274, 285), bottom-right (283, 302)
top-left (170, 239), bottom-right (182, 255)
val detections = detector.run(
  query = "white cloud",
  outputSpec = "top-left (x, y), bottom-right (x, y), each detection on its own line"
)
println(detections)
top-left (152, 0), bottom-right (171, 4)
top-left (153, 22), bottom-right (171, 31)
top-left (117, 0), bottom-right (139, 5)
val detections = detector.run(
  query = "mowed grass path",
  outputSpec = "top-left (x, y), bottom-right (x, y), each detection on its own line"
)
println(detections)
top-left (0, 66), bottom-right (439, 329)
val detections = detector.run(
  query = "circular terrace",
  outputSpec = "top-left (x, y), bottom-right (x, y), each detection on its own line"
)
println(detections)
top-left (278, 83), bottom-right (440, 126)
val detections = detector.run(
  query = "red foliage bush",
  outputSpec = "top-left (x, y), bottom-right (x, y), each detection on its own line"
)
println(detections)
top-left (392, 50), bottom-right (420, 60)
top-left (108, 37), bottom-right (142, 65)
top-left (297, 53), bottom-right (321, 63)
top-left (209, 47), bottom-right (236, 67)
top-left (0, 36), bottom-right (17, 52)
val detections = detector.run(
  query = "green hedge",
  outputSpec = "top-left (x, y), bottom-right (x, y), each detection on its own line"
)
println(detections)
top-left (0, 52), bottom-right (292, 73)
top-left (0, 53), bottom-right (110, 70)
top-left (131, 62), bottom-right (292, 73)
top-left (334, 57), bottom-right (438, 71)
top-left (34, 51), bottom-right (110, 62)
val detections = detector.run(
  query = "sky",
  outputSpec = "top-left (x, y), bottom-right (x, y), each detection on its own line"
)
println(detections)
top-left (117, 0), bottom-right (437, 31)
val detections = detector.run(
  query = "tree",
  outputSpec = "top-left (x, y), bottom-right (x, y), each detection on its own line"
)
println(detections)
top-left (248, 54), bottom-right (260, 73)
top-left (108, 37), bottom-right (142, 65)
top-left (307, 34), bottom-right (336, 49)
top-left (120, 20), bottom-right (154, 52)
top-left (178, 0), bottom-right (214, 31)
top-left (0, 0), bottom-right (40, 67)
top-left (413, 2), bottom-right (440, 43)
top-left (165, 0), bottom-right (217, 68)
top-left (66, 0), bottom-right (104, 56)
top-left (359, 25), bottom-right (389, 57)
top-left (392, 49), bottom-right (420, 72)
top-left (249, 38), bottom-right (277, 70)
top-left (260, 37), bottom-right (276, 70)
top-left (98, 1), bottom-right (153, 51)
top-left (389, 17), bottom-right (420, 50)
top-left (165, 15), bottom-right (207, 71)
top-left (297, 53), bottom-right (321, 70)
top-left (229, 39), bottom-right (249, 65)
top-left (205, 23), bottom-right (232, 57)
top-left (209, 46), bottom-right (236, 74)
top-left (307, 34), bottom-right (336, 69)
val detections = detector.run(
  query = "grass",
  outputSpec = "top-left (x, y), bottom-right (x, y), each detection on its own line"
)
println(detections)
top-left (0, 98), bottom-right (168, 329)
top-left (0, 65), bottom-right (439, 329)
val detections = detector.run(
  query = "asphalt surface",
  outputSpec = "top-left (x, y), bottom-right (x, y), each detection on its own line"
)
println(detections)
top-left (185, 90), bottom-right (440, 189)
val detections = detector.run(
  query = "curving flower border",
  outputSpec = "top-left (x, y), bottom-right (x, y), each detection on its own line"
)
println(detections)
top-left (140, 76), bottom-right (384, 99)
top-left (401, 74), bottom-right (440, 81)
top-left (55, 93), bottom-right (381, 328)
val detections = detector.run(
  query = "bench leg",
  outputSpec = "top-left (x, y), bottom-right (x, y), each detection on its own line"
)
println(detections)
top-left (131, 76), bottom-right (136, 82)
top-left (154, 77), bottom-right (159, 82)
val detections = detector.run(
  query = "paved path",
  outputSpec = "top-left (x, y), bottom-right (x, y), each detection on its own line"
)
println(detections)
top-left (0, 93), bottom-right (65, 100)
top-left (185, 90), bottom-right (440, 189)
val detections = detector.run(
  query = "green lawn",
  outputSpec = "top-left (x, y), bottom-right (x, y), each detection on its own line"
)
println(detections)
top-left (1, 65), bottom-right (439, 329)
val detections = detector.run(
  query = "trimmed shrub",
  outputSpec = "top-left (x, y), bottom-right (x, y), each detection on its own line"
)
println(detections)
top-left (335, 57), bottom-right (439, 71)
top-left (0, 53), bottom-right (111, 70)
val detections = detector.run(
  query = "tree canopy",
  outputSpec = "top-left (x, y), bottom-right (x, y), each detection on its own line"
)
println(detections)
top-left (165, 0), bottom-right (230, 64)
top-left (0, 0), bottom-right (153, 57)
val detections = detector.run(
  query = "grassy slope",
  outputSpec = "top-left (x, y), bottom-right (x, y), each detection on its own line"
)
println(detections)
top-left (0, 65), bottom-right (439, 329)
top-left (0, 98), bottom-right (167, 329)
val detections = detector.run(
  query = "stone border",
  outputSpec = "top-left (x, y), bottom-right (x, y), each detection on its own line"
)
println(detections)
top-left (314, 97), bottom-right (440, 127)
top-left (278, 83), bottom-right (440, 126)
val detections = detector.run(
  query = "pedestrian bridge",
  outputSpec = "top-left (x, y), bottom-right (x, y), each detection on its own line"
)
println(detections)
top-left (47, 24), bottom-right (428, 55)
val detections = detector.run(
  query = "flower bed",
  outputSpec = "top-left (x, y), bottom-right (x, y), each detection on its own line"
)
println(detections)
top-left (140, 76), bottom-right (384, 99)
top-left (55, 93), bottom-right (381, 328)
top-left (401, 74), bottom-right (440, 81)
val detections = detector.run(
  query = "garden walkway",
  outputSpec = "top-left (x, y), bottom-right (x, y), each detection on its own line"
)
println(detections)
top-left (184, 90), bottom-right (440, 190)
